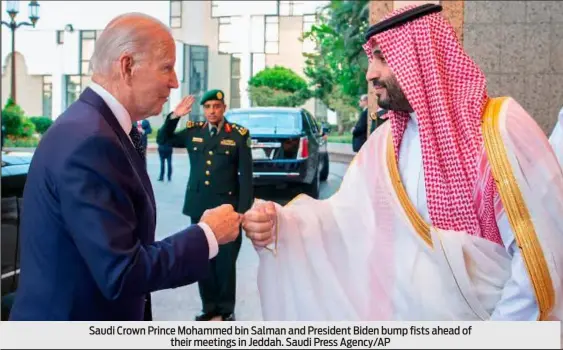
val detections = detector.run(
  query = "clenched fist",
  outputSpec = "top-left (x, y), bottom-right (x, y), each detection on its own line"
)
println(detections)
top-left (243, 200), bottom-right (277, 247)
top-left (200, 204), bottom-right (242, 245)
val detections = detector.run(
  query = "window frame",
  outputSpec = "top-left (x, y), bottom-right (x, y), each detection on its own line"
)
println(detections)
top-left (170, 0), bottom-right (183, 28)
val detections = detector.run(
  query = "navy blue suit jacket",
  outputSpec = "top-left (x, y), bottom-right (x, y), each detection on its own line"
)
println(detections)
top-left (10, 88), bottom-right (210, 320)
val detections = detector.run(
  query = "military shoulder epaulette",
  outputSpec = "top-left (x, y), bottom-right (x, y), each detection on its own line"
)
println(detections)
top-left (231, 123), bottom-right (248, 136)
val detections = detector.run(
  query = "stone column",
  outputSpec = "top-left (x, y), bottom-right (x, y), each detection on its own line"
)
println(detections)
top-left (440, 0), bottom-right (465, 43)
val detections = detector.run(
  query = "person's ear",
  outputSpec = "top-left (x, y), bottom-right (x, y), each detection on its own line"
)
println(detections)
top-left (119, 54), bottom-right (134, 85)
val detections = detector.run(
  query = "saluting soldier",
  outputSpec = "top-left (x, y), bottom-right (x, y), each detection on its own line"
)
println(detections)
top-left (161, 89), bottom-right (253, 321)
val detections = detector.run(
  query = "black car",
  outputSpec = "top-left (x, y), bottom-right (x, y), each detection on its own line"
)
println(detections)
top-left (1, 151), bottom-right (32, 320)
top-left (225, 107), bottom-right (329, 198)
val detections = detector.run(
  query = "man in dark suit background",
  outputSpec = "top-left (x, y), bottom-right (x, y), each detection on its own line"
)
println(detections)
top-left (352, 94), bottom-right (369, 152)
top-left (9, 13), bottom-right (242, 321)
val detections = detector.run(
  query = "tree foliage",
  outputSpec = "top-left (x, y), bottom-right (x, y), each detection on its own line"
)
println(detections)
top-left (302, 0), bottom-right (370, 131)
top-left (248, 66), bottom-right (311, 107)
top-left (2, 98), bottom-right (36, 138)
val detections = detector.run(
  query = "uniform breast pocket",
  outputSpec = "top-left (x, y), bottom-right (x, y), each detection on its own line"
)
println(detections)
top-left (214, 146), bottom-right (237, 165)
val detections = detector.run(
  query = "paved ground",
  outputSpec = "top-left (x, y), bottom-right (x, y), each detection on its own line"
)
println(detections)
top-left (146, 153), bottom-right (348, 321)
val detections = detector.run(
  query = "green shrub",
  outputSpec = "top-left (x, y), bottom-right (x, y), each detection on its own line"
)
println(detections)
top-left (4, 136), bottom-right (39, 147)
top-left (29, 116), bottom-right (53, 134)
top-left (2, 98), bottom-right (26, 137)
top-left (20, 118), bottom-right (36, 138)
top-left (248, 66), bottom-right (311, 107)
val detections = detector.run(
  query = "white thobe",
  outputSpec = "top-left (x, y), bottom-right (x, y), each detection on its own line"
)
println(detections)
top-left (398, 112), bottom-right (539, 320)
top-left (549, 108), bottom-right (563, 167)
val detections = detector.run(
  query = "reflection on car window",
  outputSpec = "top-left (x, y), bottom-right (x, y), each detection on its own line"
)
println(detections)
top-left (227, 112), bottom-right (300, 132)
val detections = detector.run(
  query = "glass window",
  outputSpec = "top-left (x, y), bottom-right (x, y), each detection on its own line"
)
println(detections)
top-left (265, 16), bottom-right (279, 54)
top-left (56, 30), bottom-right (64, 44)
top-left (170, 0), bottom-right (182, 28)
top-left (80, 31), bottom-right (96, 76)
top-left (187, 45), bottom-right (208, 120)
top-left (302, 14), bottom-right (316, 53)
top-left (279, 1), bottom-right (290, 15)
top-left (278, 1), bottom-right (305, 16)
top-left (225, 112), bottom-right (301, 132)
top-left (171, 0), bottom-right (182, 16)
top-left (218, 17), bottom-right (232, 53)
top-left (82, 30), bottom-right (96, 40)
top-left (170, 17), bottom-right (182, 28)
top-left (250, 15), bottom-right (265, 53)
top-left (211, 1), bottom-right (220, 17)
top-left (42, 76), bottom-right (52, 118)
top-left (66, 75), bottom-right (81, 107)
top-left (230, 54), bottom-right (241, 108)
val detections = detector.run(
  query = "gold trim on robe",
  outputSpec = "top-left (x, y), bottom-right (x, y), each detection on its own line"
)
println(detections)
top-left (482, 97), bottom-right (555, 321)
top-left (386, 134), bottom-right (433, 247)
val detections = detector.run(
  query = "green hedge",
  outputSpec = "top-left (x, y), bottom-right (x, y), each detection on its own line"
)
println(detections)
top-left (248, 66), bottom-right (311, 107)
top-left (29, 116), bottom-right (53, 134)
top-left (2, 98), bottom-right (36, 138)
top-left (327, 131), bottom-right (352, 144)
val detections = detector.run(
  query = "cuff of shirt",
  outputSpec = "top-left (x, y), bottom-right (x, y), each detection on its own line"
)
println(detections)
top-left (198, 222), bottom-right (218, 259)
top-left (263, 202), bottom-right (282, 252)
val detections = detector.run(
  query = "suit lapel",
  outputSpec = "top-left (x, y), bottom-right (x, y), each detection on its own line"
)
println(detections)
top-left (79, 88), bottom-right (156, 213)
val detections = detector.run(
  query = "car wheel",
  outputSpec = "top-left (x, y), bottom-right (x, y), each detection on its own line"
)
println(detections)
top-left (320, 152), bottom-right (329, 182)
top-left (304, 168), bottom-right (320, 199)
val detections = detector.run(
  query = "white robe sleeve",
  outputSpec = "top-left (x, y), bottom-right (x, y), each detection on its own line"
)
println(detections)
top-left (489, 210), bottom-right (539, 320)
top-left (548, 107), bottom-right (563, 167)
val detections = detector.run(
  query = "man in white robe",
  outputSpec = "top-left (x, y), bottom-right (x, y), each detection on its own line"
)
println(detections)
top-left (242, 4), bottom-right (563, 323)
top-left (549, 107), bottom-right (563, 167)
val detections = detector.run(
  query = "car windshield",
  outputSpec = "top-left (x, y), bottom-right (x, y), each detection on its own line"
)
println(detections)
top-left (226, 112), bottom-right (300, 132)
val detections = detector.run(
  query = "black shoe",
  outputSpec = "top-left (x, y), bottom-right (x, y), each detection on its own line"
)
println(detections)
top-left (195, 311), bottom-right (217, 321)
top-left (221, 313), bottom-right (235, 321)
top-left (157, 177), bottom-right (163, 182)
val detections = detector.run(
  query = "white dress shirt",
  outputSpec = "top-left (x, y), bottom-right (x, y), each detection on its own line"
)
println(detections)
top-left (89, 82), bottom-right (219, 259)
top-left (398, 112), bottom-right (538, 320)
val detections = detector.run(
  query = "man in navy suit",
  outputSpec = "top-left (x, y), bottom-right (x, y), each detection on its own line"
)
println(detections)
top-left (9, 13), bottom-right (242, 321)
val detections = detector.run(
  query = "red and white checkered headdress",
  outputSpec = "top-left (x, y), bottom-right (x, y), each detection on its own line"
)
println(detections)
top-left (363, 4), bottom-right (501, 243)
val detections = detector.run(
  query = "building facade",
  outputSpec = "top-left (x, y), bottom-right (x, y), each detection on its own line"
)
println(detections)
top-left (1, 0), bottom-right (332, 128)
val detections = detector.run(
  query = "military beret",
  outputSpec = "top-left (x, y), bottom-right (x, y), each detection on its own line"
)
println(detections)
top-left (200, 89), bottom-right (225, 105)
top-left (364, 3), bottom-right (442, 41)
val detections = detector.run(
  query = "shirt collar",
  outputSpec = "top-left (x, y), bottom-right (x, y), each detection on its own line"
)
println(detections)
top-left (89, 82), bottom-right (132, 136)
top-left (208, 119), bottom-right (225, 132)
top-left (409, 112), bottom-right (419, 125)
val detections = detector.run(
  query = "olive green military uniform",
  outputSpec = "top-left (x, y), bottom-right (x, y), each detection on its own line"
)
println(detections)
top-left (161, 90), bottom-right (253, 319)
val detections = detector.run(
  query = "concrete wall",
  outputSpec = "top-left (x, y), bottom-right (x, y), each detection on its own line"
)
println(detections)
top-left (168, 0), bottom-right (231, 127)
top-left (1, 52), bottom-right (43, 116)
top-left (265, 16), bottom-right (315, 113)
top-left (463, 0), bottom-right (563, 133)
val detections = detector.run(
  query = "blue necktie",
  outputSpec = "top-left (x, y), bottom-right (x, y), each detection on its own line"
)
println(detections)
top-left (129, 127), bottom-right (146, 160)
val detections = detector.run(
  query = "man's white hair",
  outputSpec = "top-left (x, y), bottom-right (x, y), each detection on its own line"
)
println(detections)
top-left (360, 94), bottom-right (368, 101)
top-left (90, 12), bottom-right (171, 76)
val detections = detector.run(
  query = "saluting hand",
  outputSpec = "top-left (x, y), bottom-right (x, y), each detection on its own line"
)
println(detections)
top-left (171, 95), bottom-right (196, 119)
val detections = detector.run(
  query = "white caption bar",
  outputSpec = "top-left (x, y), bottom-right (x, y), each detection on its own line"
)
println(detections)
top-left (0, 321), bottom-right (560, 349)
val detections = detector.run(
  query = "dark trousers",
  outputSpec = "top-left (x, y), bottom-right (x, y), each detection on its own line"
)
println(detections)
top-left (158, 146), bottom-right (173, 180)
top-left (192, 216), bottom-right (242, 315)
